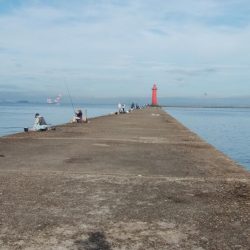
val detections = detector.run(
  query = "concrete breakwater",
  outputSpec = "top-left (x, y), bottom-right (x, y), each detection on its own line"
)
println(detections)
top-left (0, 107), bottom-right (249, 249)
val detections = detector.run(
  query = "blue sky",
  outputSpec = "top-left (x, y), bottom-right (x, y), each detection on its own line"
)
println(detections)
top-left (0, 0), bottom-right (250, 99)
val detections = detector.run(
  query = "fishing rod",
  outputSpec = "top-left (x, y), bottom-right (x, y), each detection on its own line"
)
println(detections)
top-left (64, 81), bottom-right (88, 123)
top-left (65, 82), bottom-right (75, 113)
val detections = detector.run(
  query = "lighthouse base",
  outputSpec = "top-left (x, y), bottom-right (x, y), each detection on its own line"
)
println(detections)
top-left (150, 104), bottom-right (160, 107)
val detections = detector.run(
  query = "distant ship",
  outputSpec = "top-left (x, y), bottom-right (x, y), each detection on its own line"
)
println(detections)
top-left (47, 94), bottom-right (62, 104)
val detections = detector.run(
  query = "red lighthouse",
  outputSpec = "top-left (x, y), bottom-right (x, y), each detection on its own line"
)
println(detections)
top-left (151, 83), bottom-right (158, 106)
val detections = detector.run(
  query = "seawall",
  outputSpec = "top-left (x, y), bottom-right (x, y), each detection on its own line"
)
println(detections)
top-left (0, 107), bottom-right (249, 249)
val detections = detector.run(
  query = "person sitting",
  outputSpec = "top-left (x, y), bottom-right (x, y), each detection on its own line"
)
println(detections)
top-left (33, 113), bottom-right (48, 131)
top-left (72, 109), bottom-right (83, 123)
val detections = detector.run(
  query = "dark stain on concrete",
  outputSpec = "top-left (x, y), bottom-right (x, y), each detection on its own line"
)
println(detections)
top-left (75, 231), bottom-right (111, 250)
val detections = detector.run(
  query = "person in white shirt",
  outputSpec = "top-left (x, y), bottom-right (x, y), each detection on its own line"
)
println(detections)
top-left (33, 113), bottom-right (48, 131)
top-left (118, 103), bottom-right (122, 114)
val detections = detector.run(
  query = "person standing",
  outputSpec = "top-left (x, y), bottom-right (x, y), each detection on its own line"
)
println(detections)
top-left (118, 103), bottom-right (122, 114)
top-left (122, 104), bottom-right (126, 113)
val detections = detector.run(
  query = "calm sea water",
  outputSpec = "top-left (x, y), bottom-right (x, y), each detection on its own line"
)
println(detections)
top-left (166, 107), bottom-right (250, 170)
top-left (0, 103), bottom-right (116, 136)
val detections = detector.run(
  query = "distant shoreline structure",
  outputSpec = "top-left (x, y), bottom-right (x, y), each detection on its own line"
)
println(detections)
top-left (16, 100), bottom-right (29, 104)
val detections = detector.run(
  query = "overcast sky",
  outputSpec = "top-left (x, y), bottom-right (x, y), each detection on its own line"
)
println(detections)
top-left (0, 0), bottom-right (250, 99)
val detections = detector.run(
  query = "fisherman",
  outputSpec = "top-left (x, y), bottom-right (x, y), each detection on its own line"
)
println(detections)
top-left (72, 109), bottom-right (84, 123)
top-left (33, 113), bottom-right (48, 131)
top-left (131, 102), bottom-right (135, 110)
top-left (117, 103), bottom-right (122, 114)
top-left (122, 104), bottom-right (126, 113)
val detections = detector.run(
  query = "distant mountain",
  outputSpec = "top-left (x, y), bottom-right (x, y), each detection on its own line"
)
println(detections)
top-left (17, 100), bottom-right (29, 104)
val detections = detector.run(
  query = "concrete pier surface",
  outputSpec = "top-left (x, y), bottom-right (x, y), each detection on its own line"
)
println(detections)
top-left (0, 107), bottom-right (249, 250)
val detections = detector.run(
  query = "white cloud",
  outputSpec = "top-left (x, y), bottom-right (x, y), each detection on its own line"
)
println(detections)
top-left (0, 0), bottom-right (250, 97)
